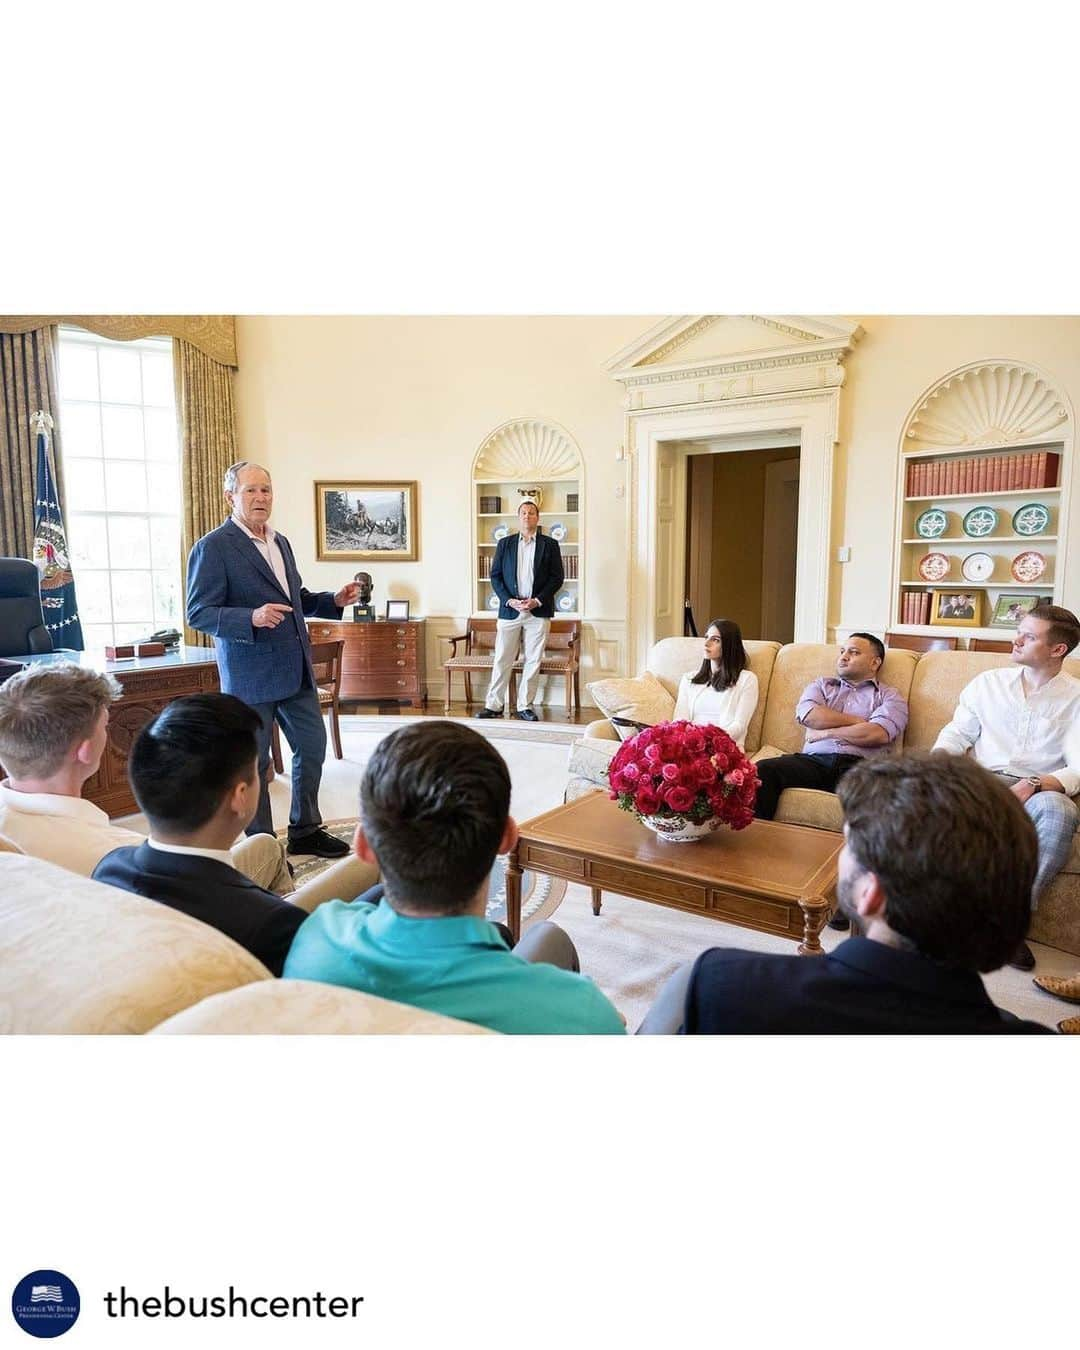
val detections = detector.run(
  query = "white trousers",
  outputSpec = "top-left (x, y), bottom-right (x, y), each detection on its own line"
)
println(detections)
top-left (486, 613), bottom-right (550, 712)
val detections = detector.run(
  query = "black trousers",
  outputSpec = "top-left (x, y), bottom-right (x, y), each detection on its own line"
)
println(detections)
top-left (753, 753), bottom-right (861, 820)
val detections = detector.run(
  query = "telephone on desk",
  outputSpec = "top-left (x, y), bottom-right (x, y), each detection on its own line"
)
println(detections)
top-left (139, 628), bottom-right (182, 648)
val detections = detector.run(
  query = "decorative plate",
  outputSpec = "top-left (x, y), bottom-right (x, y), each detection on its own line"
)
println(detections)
top-left (487, 592), bottom-right (501, 610)
top-left (1011, 551), bottom-right (1047, 583)
top-left (915, 507), bottom-right (949, 539)
top-left (1012, 502), bottom-right (1050, 536)
top-left (492, 524), bottom-right (510, 542)
top-left (917, 552), bottom-right (951, 583)
top-left (961, 552), bottom-right (994, 583)
top-left (962, 505), bottom-right (998, 538)
top-left (556, 591), bottom-right (575, 612)
top-left (549, 522), bottom-right (567, 542)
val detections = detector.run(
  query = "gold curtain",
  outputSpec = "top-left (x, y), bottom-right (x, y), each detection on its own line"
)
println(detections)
top-left (0, 326), bottom-right (64, 559)
top-left (175, 339), bottom-right (238, 647)
top-left (0, 316), bottom-right (237, 367)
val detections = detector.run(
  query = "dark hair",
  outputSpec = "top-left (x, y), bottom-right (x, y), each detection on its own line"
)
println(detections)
top-left (359, 721), bottom-right (511, 914)
top-left (849, 631), bottom-right (885, 666)
top-left (836, 753), bottom-right (1035, 972)
top-left (1028, 603), bottom-right (1080, 656)
top-left (129, 693), bottom-right (261, 833)
top-left (690, 618), bottom-right (748, 692)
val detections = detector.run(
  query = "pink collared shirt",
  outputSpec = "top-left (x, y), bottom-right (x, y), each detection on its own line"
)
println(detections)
top-left (232, 515), bottom-right (290, 597)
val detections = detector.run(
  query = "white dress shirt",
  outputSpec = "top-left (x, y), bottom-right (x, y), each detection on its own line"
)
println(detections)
top-left (0, 781), bottom-right (143, 875)
top-left (516, 533), bottom-right (536, 601)
top-left (232, 515), bottom-right (290, 596)
top-left (672, 669), bottom-right (760, 749)
top-left (933, 665), bottom-right (1080, 796)
top-left (146, 838), bottom-right (235, 867)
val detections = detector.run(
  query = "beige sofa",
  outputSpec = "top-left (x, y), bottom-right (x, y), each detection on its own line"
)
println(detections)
top-left (0, 852), bottom-right (487, 1035)
top-left (567, 637), bottom-right (1080, 956)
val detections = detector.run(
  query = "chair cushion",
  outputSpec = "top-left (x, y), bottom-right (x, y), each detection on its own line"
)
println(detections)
top-left (585, 670), bottom-right (675, 736)
top-left (567, 735), bottom-right (621, 786)
top-left (444, 654), bottom-right (496, 670)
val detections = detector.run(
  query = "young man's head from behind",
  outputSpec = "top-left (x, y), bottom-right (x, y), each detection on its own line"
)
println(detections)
top-left (836, 753), bottom-right (1035, 972)
top-left (129, 693), bottom-right (262, 838)
top-left (358, 721), bottom-right (513, 915)
top-left (0, 664), bottom-right (120, 783)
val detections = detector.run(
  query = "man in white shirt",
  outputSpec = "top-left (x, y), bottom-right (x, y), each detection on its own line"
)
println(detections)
top-left (0, 662), bottom-right (364, 904)
top-left (933, 604), bottom-right (1080, 970)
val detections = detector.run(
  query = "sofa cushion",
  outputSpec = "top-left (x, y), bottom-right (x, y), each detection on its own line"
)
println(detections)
top-left (0, 854), bottom-right (271, 1033)
top-left (773, 788), bottom-right (845, 832)
top-left (758, 644), bottom-right (918, 757)
top-left (585, 670), bottom-right (675, 734)
top-left (150, 978), bottom-right (492, 1034)
top-left (567, 734), bottom-right (621, 785)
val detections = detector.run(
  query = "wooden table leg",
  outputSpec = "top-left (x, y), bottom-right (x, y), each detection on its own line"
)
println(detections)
top-left (505, 845), bottom-right (524, 943)
top-left (797, 894), bottom-right (829, 956)
top-left (591, 887), bottom-right (603, 916)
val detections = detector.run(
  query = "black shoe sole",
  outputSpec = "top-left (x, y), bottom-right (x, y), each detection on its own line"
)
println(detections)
top-left (287, 837), bottom-right (349, 858)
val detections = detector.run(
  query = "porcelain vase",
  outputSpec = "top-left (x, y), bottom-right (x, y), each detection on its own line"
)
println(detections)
top-left (639, 813), bottom-right (721, 843)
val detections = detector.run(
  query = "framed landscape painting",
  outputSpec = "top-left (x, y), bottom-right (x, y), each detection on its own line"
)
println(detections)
top-left (314, 481), bottom-right (418, 562)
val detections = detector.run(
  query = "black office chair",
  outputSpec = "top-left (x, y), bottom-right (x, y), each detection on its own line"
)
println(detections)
top-left (0, 558), bottom-right (54, 658)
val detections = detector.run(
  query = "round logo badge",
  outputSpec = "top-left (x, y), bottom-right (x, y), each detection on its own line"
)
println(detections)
top-left (11, 1271), bottom-right (80, 1338)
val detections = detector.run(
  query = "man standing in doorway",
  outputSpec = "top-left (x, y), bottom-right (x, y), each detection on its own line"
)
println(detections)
top-left (476, 499), bottom-right (563, 722)
top-left (187, 461), bottom-right (361, 857)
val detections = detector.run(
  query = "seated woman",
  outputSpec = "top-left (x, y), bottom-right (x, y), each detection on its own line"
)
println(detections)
top-left (672, 618), bottom-right (758, 749)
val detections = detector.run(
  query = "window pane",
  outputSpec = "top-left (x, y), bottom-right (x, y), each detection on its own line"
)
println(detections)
top-left (115, 622), bottom-right (150, 644)
top-left (99, 345), bottom-right (142, 403)
top-left (58, 343), bottom-right (99, 401)
top-left (146, 460), bottom-right (180, 505)
top-left (108, 516), bottom-right (151, 568)
top-left (111, 571), bottom-right (153, 622)
top-left (60, 402), bottom-right (103, 458)
top-left (104, 461), bottom-right (148, 511)
top-left (144, 406), bottom-right (179, 461)
top-left (153, 571), bottom-right (181, 626)
top-left (141, 350), bottom-right (174, 406)
top-left (149, 517), bottom-right (179, 569)
top-left (101, 405), bottom-right (145, 459)
top-left (64, 459), bottom-right (106, 511)
top-left (69, 515), bottom-right (109, 569)
top-left (77, 571), bottom-right (113, 624)
top-left (81, 623), bottom-right (113, 650)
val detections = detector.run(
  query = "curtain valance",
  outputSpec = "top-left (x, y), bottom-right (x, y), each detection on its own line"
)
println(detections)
top-left (0, 316), bottom-right (237, 368)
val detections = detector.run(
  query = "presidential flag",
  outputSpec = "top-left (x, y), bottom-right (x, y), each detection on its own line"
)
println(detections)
top-left (32, 410), bottom-right (84, 650)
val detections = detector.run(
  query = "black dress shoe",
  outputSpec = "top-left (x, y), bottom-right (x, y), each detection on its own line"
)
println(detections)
top-left (515, 708), bottom-right (539, 722)
top-left (287, 827), bottom-right (350, 858)
top-left (827, 912), bottom-right (850, 931)
top-left (1008, 941), bottom-right (1036, 972)
top-left (474, 707), bottom-right (503, 719)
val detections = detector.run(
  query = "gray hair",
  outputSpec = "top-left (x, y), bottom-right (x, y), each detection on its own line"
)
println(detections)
top-left (224, 461), bottom-right (271, 494)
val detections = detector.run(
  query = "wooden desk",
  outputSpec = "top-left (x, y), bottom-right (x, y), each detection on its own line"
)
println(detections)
top-left (506, 790), bottom-right (843, 951)
top-left (10, 647), bottom-right (220, 818)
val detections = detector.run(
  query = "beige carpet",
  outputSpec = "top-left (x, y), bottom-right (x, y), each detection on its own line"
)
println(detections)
top-left (123, 712), bottom-right (1076, 1032)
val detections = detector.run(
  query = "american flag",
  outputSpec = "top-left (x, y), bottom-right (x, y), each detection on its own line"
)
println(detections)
top-left (30, 1285), bottom-right (63, 1303)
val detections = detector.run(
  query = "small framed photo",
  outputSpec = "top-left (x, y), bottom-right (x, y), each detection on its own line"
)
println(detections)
top-left (930, 589), bottom-right (984, 627)
top-left (989, 592), bottom-right (1048, 629)
top-left (314, 481), bottom-right (418, 562)
top-left (385, 599), bottom-right (410, 621)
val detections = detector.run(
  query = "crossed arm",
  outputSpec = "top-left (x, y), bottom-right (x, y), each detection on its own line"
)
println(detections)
top-left (802, 707), bottom-right (891, 747)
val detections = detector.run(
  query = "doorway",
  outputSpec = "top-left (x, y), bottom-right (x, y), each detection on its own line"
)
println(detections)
top-left (684, 444), bottom-right (800, 642)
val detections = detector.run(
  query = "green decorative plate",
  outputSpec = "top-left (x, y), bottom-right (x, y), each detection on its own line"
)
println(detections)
top-left (1011, 502), bottom-right (1050, 536)
top-left (915, 508), bottom-right (948, 539)
top-left (962, 505), bottom-right (998, 538)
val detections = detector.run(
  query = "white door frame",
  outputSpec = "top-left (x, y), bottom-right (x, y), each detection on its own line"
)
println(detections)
top-left (626, 392), bottom-right (839, 673)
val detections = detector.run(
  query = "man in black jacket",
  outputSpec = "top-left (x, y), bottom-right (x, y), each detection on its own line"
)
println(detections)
top-left (476, 499), bottom-right (563, 722)
top-left (93, 694), bottom-right (374, 975)
top-left (638, 752), bottom-right (1051, 1034)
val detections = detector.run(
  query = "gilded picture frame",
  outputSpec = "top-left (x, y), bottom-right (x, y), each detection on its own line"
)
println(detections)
top-left (314, 481), bottom-right (418, 563)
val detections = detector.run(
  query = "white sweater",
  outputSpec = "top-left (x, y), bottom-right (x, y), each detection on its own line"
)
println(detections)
top-left (672, 668), bottom-right (759, 749)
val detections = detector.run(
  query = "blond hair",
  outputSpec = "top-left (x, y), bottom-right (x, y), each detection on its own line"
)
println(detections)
top-left (0, 665), bottom-right (121, 779)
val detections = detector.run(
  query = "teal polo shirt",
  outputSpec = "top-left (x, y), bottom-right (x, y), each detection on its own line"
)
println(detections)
top-left (283, 898), bottom-right (625, 1035)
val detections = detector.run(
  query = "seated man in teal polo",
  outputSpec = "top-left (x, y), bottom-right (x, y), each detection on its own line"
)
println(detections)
top-left (284, 721), bottom-right (625, 1034)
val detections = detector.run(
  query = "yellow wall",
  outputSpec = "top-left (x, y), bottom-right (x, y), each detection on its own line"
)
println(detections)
top-left (233, 315), bottom-right (1080, 671)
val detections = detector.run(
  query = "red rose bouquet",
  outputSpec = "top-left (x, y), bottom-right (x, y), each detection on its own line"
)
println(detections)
top-left (606, 720), bottom-right (759, 840)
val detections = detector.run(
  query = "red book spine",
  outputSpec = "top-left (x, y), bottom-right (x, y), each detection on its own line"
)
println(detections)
top-left (1023, 452), bottom-right (1034, 489)
top-left (948, 459), bottom-right (959, 495)
top-left (963, 458), bottom-right (974, 494)
top-left (1035, 451), bottom-right (1047, 487)
top-left (1006, 453), bottom-right (1018, 490)
top-left (976, 456), bottom-right (987, 493)
top-left (990, 456), bottom-right (1002, 491)
top-left (1043, 451), bottom-right (1060, 487)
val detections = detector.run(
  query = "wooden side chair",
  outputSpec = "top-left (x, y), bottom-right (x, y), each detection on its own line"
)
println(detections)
top-left (443, 617), bottom-right (581, 719)
top-left (885, 631), bottom-right (958, 652)
top-left (442, 618), bottom-right (500, 711)
top-left (969, 638), bottom-right (1013, 653)
top-left (271, 637), bottom-right (346, 771)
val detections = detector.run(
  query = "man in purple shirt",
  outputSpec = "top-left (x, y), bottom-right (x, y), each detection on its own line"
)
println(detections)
top-left (754, 633), bottom-right (909, 832)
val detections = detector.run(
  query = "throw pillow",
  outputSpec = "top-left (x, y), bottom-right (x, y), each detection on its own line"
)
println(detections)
top-left (585, 671), bottom-right (675, 739)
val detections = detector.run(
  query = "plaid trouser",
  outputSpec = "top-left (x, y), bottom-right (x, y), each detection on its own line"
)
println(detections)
top-left (998, 775), bottom-right (1080, 909)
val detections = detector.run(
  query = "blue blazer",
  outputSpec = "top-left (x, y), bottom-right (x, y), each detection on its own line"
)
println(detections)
top-left (489, 531), bottom-right (564, 620)
top-left (186, 520), bottom-right (341, 705)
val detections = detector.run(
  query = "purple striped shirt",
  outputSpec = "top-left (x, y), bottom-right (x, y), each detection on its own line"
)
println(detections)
top-left (795, 677), bottom-right (908, 758)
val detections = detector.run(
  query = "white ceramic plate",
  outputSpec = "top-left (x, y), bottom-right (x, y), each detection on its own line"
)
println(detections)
top-left (549, 523), bottom-right (567, 542)
top-left (961, 552), bottom-right (994, 582)
top-left (556, 591), bottom-right (575, 612)
top-left (487, 593), bottom-right (500, 610)
top-left (492, 525), bottom-right (510, 542)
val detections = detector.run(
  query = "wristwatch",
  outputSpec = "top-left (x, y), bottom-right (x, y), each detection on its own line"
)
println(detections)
top-left (1026, 775), bottom-right (1042, 793)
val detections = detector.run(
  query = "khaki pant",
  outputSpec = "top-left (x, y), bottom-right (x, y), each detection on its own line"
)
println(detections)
top-left (485, 613), bottom-right (550, 712)
top-left (230, 833), bottom-right (378, 912)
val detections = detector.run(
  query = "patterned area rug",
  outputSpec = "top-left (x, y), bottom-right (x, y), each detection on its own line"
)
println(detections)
top-left (279, 818), bottom-right (566, 927)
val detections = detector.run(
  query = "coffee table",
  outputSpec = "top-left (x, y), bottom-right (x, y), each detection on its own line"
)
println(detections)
top-left (505, 791), bottom-right (844, 953)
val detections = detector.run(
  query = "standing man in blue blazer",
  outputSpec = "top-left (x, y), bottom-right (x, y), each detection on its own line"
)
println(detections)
top-left (186, 461), bottom-right (361, 857)
top-left (476, 499), bottom-right (564, 722)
